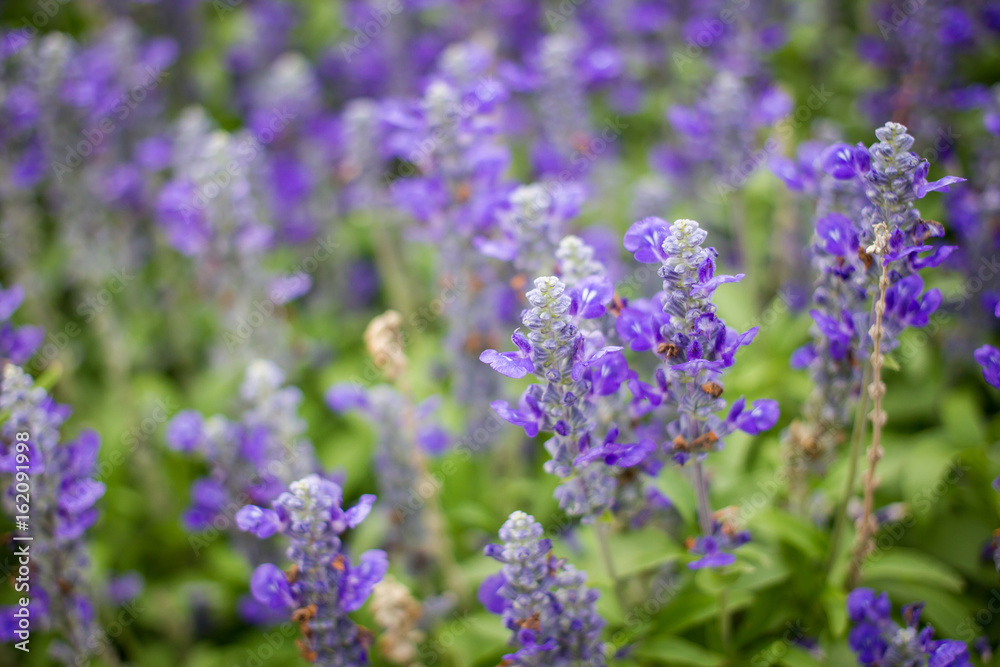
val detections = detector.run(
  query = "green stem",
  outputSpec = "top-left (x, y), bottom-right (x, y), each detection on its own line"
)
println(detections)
top-left (824, 362), bottom-right (872, 577)
top-left (368, 214), bottom-right (414, 315)
top-left (720, 590), bottom-right (731, 651)
top-left (595, 521), bottom-right (627, 612)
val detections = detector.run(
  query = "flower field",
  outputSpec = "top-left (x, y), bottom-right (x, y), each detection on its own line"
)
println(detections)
top-left (1, 1), bottom-right (1000, 666)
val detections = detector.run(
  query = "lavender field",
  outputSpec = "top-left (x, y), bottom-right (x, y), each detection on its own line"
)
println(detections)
top-left (2, 1), bottom-right (1000, 665)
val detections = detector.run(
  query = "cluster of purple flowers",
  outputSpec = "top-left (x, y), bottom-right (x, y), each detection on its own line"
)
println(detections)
top-left (785, 122), bottom-right (963, 476)
top-left (165, 360), bottom-right (316, 537)
top-left (615, 217), bottom-right (779, 565)
top-left (479, 511), bottom-right (605, 666)
top-left (0, 363), bottom-right (105, 664)
top-left (237, 474), bottom-right (387, 666)
top-left (481, 274), bottom-right (625, 519)
top-left (483, 216), bottom-right (778, 567)
top-left (847, 588), bottom-right (971, 666)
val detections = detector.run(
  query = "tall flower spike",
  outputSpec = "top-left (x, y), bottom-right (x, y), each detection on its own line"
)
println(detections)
top-left (0, 363), bottom-right (105, 665)
top-left (482, 276), bottom-right (626, 519)
top-left (481, 511), bottom-right (606, 666)
top-left (237, 475), bottom-right (387, 666)
top-left (616, 217), bottom-right (779, 568)
top-left (165, 360), bottom-right (316, 543)
top-left (816, 123), bottom-right (962, 577)
top-left (331, 310), bottom-right (454, 580)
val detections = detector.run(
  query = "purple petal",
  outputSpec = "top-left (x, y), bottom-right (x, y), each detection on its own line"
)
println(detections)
top-left (736, 399), bottom-right (780, 435)
top-left (166, 411), bottom-right (204, 452)
top-left (250, 564), bottom-right (295, 609)
top-left (479, 349), bottom-right (533, 379)
top-left (325, 383), bottom-right (369, 412)
top-left (915, 175), bottom-right (965, 198)
top-left (235, 505), bottom-right (281, 539)
top-left (345, 494), bottom-right (376, 528)
top-left (624, 217), bottom-right (671, 263)
top-left (0, 284), bottom-right (24, 320)
top-left (478, 572), bottom-right (507, 614)
top-left (341, 549), bottom-right (388, 612)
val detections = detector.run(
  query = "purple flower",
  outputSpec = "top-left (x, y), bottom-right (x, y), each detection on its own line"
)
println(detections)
top-left (479, 347), bottom-right (534, 379)
top-left (235, 505), bottom-right (281, 539)
top-left (975, 345), bottom-right (1000, 389)
top-left (624, 217), bottom-right (672, 263)
top-left (165, 410), bottom-right (204, 452)
top-left (240, 475), bottom-right (385, 664)
top-left (483, 511), bottom-right (605, 662)
top-left (325, 383), bottom-right (369, 412)
top-left (688, 535), bottom-right (736, 569)
top-left (478, 572), bottom-right (507, 615)
top-left (569, 275), bottom-right (614, 319)
top-left (729, 398), bottom-right (781, 435)
top-left (816, 212), bottom-right (859, 256)
top-left (821, 142), bottom-right (870, 179)
top-left (847, 588), bottom-right (971, 666)
top-left (250, 564), bottom-right (295, 610)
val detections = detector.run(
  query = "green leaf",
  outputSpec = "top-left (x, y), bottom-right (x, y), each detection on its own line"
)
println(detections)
top-left (862, 548), bottom-right (964, 593)
top-left (823, 587), bottom-right (848, 637)
top-left (748, 509), bottom-right (826, 560)
top-left (941, 391), bottom-right (987, 449)
top-left (779, 646), bottom-right (825, 667)
top-left (654, 589), bottom-right (754, 635)
top-left (634, 636), bottom-right (728, 666)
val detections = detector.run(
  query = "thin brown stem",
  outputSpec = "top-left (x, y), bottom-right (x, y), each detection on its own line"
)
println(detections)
top-left (847, 258), bottom-right (890, 588)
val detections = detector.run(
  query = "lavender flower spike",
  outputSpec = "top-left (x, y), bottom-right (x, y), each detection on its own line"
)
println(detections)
top-left (482, 277), bottom-right (627, 519)
top-left (237, 474), bottom-right (387, 666)
top-left (481, 511), bottom-right (606, 666)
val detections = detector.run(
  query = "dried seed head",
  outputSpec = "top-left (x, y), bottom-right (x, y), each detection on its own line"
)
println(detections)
top-left (371, 576), bottom-right (424, 665)
top-left (365, 310), bottom-right (408, 381)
